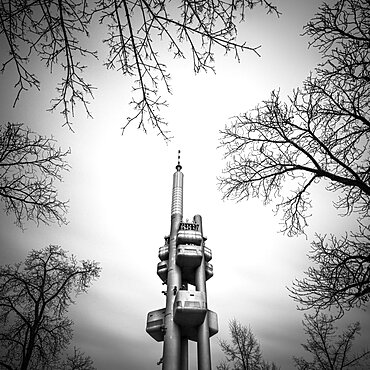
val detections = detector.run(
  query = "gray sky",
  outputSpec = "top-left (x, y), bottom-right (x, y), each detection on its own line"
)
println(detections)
top-left (1, 1), bottom-right (369, 369)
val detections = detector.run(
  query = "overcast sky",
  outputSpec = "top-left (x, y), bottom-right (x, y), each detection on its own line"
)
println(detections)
top-left (1, 1), bottom-right (369, 369)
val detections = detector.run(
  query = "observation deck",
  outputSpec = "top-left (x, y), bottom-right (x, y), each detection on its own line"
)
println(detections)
top-left (174, 290), bottom-right (207, 326)
top-left (146, 306), bottom-right (218, 343)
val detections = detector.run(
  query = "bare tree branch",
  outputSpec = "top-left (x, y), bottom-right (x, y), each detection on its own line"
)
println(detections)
top-left (1, 0), bottom-right (279, 138)
top-left (0, 123), bottom-right (70, 229)
top-left (219, 0), bottom-right (369, 235)
top-left (289, 224), bottom-right (370, 317)
top-left (0, 0), bottom-right (97, 130)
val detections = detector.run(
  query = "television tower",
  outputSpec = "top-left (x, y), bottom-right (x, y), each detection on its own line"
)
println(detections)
top-left (146, 151), bottom-right (218, 370)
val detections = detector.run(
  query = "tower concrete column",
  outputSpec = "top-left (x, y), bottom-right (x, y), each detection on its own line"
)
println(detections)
top-left (194, 214), bottom-right (212, 370)
top-left (180, 337), bottom-right (188, 370)
top-left (162, 167), bottom-right (183, 370)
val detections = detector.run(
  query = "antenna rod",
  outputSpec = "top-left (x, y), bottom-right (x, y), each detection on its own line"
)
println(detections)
top-left (176, 150), bottom-right (182, 171)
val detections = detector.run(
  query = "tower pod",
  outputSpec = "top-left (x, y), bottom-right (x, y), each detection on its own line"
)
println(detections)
top-left (176, 244), bottom-right (202, 268)
top-left (207, 310), bottom-right (218, 337)
top-left (174, 290), bottom-right (207, 327)
top-left (158, 245), bottom-right (169, 261)
top-left (204, 245), bottom-right (212, 262)
top-left (177, 229), bottom-right (202, 245)
top-left (146, 308), bottom-right (166, 342)
top-left (205, 262), bottom-right (213, 280)
top-left (157, 260), bottom-right (168, 282)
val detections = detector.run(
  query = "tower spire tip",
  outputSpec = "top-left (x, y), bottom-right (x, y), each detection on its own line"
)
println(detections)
top-left (176, 150), bottom-right (182, 171)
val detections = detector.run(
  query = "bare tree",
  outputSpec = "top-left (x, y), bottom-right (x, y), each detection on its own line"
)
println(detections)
top-left (60, 347), bottom-right (96, 370)
top-left (218, 0), bottom-right (370, 314)
top-left (0, 0), bottom-right (279, 139)
top-left (294, 313), bottom-right (370, 370)
top-left (289, 225), bottom-right (370, 317)
top-left (217, 319), bottom-right (279, 370)
top-left (0, 123), bottom-right (70, 229)
top-left (217, 362), bottom-right (231, 370)
top-left (261, 361), bottom-right (280, 370)
top-left (0, 245), bottom-right (101, 370)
